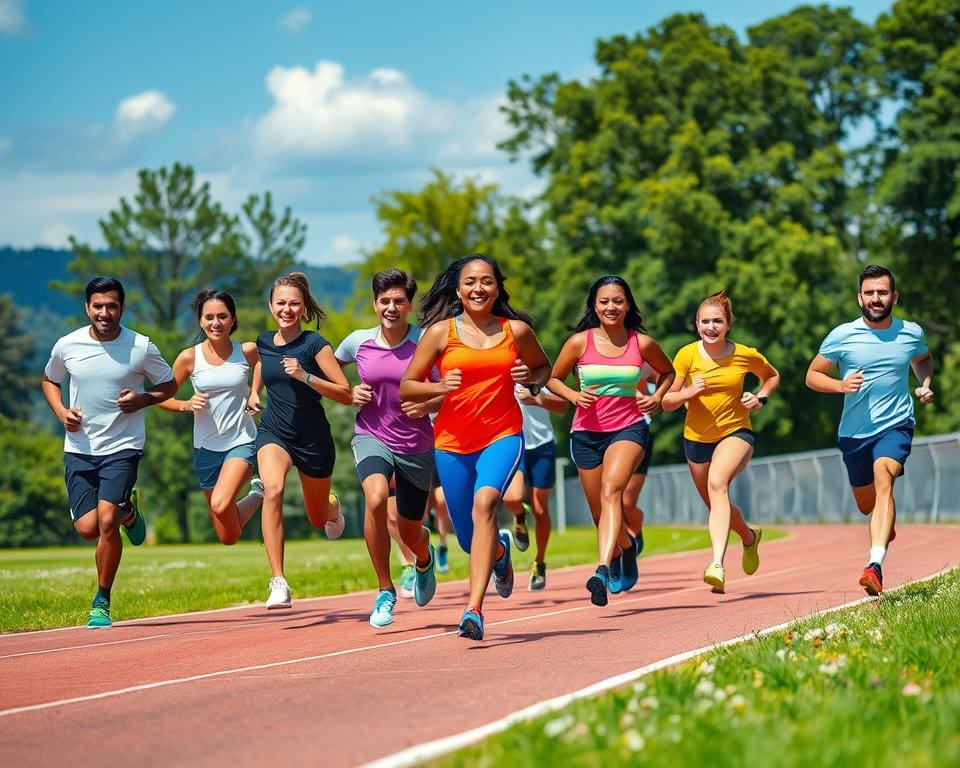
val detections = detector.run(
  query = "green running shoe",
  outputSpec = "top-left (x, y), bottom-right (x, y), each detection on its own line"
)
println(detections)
top-left (513, 503), bottom-right (530, 552)
top-left (742, 527), bottom-right (762, 576)
top-left (87, 596), bottom-right (112, 628)
top-left (122, 488), bottom-right (146, 546)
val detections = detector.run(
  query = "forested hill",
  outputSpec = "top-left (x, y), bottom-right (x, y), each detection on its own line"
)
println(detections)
top-left (0, 247), bottom-right (359, 314)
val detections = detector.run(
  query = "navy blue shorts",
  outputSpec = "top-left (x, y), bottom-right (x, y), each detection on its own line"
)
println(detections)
top-left (570, 421), bottom-right (650, 471)
top-left (256, 428), bottom-right (334, 479)
top-left (683, 429), bottom-right (755, 465)
top-left (522, 441), bottom-right (557, 489)
top-left (635, 430), bottom-right (654, 475)
top-left (838, 420), bottom-right (914, 488)
top-left (64, 449), bottom-right (142, 521)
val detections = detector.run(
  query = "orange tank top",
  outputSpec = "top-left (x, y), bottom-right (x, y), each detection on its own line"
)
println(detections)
top-left (434, 317), bottom-right (524, 454)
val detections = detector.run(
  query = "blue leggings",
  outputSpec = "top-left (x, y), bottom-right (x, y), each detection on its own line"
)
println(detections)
top-left (434, 434), bottom-right (524, 553)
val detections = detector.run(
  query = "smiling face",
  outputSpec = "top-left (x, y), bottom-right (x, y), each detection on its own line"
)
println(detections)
top-left (85, 291), bottom-right (124, 340)
top-left (456, 259), bottom-right (498, 315)
top-left (696, 304), bottom-right (730, 344)
top-left (858, 275), bottom-right (897, 324)
top-left (199, 299), bottom-right (235, 341)
top-left (594, 284), bottom-right (629, 329)
top-left (374, 286), bottom-right (413, 331)
top-left (269, 285), bottom-right (305, 330)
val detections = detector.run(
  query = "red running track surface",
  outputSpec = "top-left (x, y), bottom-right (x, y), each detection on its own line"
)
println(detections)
top-left (1, 524), bottom-right (958, 768)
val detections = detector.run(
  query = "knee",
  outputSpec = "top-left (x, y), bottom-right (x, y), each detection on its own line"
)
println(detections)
top-left (262, 482), bottom-right (285, 504)
top-left (209, 494), bottom-right (234, 519)
top-left (365, 491), bottom-right (389, 513)
top-left (599, 481), bottom-right (624, 502)
top-left (707, 477), bottom-right (730, 497)
top-left (74, 517), bottom-right (99, 541)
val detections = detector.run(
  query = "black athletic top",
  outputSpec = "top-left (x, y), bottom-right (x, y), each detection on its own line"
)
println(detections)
top-left (257, 331), bottom-right (331, 441)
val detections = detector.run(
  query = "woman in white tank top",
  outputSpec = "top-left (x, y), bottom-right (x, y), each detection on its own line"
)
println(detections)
top-left (160, 290), bottom-right (263, 545)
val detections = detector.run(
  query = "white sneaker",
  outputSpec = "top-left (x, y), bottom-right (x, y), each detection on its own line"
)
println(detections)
top-left (324, 494), bottom-right (345, 540)
top-left (249, 477), bottom-right (265, 497)
top-left (265, 576), bottom-right (291, 609)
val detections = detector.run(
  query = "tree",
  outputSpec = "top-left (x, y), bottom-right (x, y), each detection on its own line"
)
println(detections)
top-left (0, 295), bottom-right (34, 420)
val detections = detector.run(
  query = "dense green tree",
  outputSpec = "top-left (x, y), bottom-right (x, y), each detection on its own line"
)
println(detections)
top-left (0, 295), bottom-right (34, 420)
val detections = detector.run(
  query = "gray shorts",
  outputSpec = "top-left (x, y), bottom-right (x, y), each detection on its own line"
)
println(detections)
top-left (351, 434), bottom-right (434, 521)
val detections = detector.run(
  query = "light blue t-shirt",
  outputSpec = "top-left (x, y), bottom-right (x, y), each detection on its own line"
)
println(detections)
top-left (818, 317), bottom-right (928, 439)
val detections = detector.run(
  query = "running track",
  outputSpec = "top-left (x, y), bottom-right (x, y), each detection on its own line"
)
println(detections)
top-left (2, 524), bottom-right (958, 768)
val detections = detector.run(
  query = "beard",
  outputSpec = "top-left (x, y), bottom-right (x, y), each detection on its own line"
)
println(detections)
top-left (861, 302), bottom-right (893, 322)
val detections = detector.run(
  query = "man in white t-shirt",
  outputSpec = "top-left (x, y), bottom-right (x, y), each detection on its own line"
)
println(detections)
top-left (41, 277), bottom-right (177, 628)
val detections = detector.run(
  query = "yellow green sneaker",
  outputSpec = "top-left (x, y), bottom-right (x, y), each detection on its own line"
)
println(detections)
top-left (742, 527), bottom-right (762, 575)
top-left (703, 562), bottom-right (725, 593)
top-left (122, 488), bottom-right (146, 546)
top-left (87, 596), bottom-right (112, 628)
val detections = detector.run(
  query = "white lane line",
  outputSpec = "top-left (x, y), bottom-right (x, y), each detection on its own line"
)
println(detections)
top-left (0, 538), bottom-right (936, 718)
top-left (0, 632), bottom-right (191, 660)
top-left (358, 567), bottom-right (957, 768)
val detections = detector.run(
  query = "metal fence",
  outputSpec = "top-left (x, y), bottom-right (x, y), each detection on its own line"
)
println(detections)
top-left (556, 432), bottom-right (960, 527)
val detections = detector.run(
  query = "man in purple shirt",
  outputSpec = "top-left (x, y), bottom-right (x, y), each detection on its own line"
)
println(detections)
top-left (336, 269), bottom-right (441, 628)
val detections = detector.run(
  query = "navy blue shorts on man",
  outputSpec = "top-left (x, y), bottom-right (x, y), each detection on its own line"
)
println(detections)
top-left (838, 419), bottom-right (914, 488)
top-left (64, 449), bottom-right (142, 521)
top-left (522, 441), bottom-right (557, 489)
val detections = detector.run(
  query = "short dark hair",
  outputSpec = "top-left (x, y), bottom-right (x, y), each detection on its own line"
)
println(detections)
top-left (85, 277), bottom-right (125, 305)
top-left (859, 264), bottom-right (896, 293)
top-left (372, 268), bottom-right (417, 300)
top-left (191, 289), bottom-right (239, 335)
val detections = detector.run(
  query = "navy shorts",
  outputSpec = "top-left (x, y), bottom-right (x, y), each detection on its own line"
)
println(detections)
top-left (570, 421), bottom-right (650, 471)
top-left (64, 449), bottom-right (142, 521)
top-left (522, 441), bottom-right (557, 489)
top-left (838, 420), bottom-right (913, 488)
top-left (683, 429), bottom-right (755, 465)
top-left (193, 442), bottom-right (257, 491)
top-left (256, 428), bottom-right (334, 479)
top-left (635, 431), bottom-right (655, 475)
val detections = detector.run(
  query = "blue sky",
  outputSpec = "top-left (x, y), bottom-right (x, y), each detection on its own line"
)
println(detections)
top-left (0, 0), bottom-right (893, 265)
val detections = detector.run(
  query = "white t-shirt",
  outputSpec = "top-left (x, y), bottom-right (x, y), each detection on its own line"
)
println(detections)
top-left (518, 385), bottom-right (557, 450)
top-left (44, 326), bottom-right (174, 456)
top-left (190, 341), bottom-right (257, 451)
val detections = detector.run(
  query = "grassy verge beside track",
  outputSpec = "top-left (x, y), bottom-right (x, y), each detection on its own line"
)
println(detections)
top-left (432, 567), bottom-right (960, 768)
top-left (0, 526), bottom-right (783, 632)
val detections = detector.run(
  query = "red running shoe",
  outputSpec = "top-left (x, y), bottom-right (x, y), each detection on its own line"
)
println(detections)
top-left (859, 563), bottom-right (883, 596)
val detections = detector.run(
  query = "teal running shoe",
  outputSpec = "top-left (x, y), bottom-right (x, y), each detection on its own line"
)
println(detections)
top-left (369, 590), bottom-right (397, 628)
top-left (122, 488), bottom-right (146, 546)
top-left (437, 544), bottom-right (450, 573)
top-left (620, 537), bottom-right (639, 591)
top-left (608, 556), bottom-right (623, 594)
top-left (458, 606), bottom-right (484, 640)
top-left (399, 564), bottom-right (415, 598)
top-left (414, 539), bottom-right (437, 607)
top-left (492, 530), bottom-right (514, 598)
top-left (87, 596), bottom-right (112, 628)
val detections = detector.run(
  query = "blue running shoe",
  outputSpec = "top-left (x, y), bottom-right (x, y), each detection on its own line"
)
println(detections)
top-left (635, 529), bottom-right (645, 557)
top-left (458, 606), bottom-right (484, 640)
top-left (492, 530), bottom-right (514, 598)
top-left (586, 566), bottom-right (609, 606)
top-left (608, 556), bottom-right (623, 594)
top-left (87, 596), bottom-right (112, 628)
top-left (414, 539), bottom-right (437, 607)
top-left (437, 544), bottom-right (450, 573)
top-left (369, 590), bottom-right (397, 628)
top-left (620, 537), bottom-right (639, 591)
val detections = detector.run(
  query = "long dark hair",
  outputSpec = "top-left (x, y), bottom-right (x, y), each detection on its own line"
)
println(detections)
top-left (418, 253), bottom-right (533, 327)
top-left (192, 289), bottom-right (239, 340)
top-left (572, 275), bottom-right (646, 333)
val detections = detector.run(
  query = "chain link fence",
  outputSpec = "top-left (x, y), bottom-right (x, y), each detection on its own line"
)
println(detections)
top-left (556, 432), bottom-right (960, 527)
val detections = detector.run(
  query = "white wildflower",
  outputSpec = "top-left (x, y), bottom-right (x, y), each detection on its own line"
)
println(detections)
top-left (695, 679), bottom-right (716, 696)
top-left (622, 730), bottom-right (646, 752)
top-left (543, 714), bottom-right (575, 738)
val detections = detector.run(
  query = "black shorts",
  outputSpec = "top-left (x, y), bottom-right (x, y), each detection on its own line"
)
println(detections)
top-left (634, 430), bottom-right (654, 475)
top-left (256, 428), bottom-right (335, 479)
top-left (570, 421), bottom-right (650, 471)
top-left (64, 449), bottom-right (142, 521)
top-left (683, 429), bottom-right (755, 464)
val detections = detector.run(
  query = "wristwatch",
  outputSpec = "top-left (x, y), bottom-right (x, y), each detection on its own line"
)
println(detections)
top-left (757, 394), bottom-right (768, 405)
top-left (526, 383), bottom-right (542, 396)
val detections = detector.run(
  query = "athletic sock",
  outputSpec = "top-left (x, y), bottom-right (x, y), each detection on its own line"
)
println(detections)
top-left (416, 548), bottom-right (433, 572)
top-left (868, 546), bottom-right (886, 566)
top-left (95, 585), bottom-right (111, 603)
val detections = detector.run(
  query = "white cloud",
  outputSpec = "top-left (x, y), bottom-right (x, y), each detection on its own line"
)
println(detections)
top-left (277, 7), bottom-right (311, 35)
top-left (114, 90), bottom-right (176, 140)
top-left (437, 95), bottom-right (511, 162)
top-left (0, 0), bottom-right (26, 35)
top-left (331, 234), bottom-right (361, 254)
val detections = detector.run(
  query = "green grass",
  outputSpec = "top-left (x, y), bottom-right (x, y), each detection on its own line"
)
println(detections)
top-left (0, 525), bottom-right (782, 632)
top-left (431, 568), bottom-right (960, 768)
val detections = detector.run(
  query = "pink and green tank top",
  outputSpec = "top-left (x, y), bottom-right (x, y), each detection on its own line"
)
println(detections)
top-left (571, 329), bottom-right (646, 433)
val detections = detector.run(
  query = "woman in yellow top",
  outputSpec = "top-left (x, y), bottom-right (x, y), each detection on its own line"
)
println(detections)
top-left (662, 291), bottom-right (780, 593)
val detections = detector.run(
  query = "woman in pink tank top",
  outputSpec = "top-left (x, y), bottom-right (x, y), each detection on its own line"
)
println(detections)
top-left (401, 254), bottom-right (551, 641)
top-left (548, 276), bottom-right (674, 607)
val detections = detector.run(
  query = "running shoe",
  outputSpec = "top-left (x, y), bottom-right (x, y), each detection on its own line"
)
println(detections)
top-left (324, 494), bottom-right (345, 540)
top-left (369, 590), bottom-right (397, 628)
top-left (121, 488), bottom-right (146, 546)
top-left (742, 527), bottom-right (762, 575)
top-left (265, 575), bottom-right (292, 609)
top-left (704, 562), bottom-right (725, 593)
top-left (635, 529), bottom-right (644, 557)
top-left (620, 537), bottom-right (639, 591)
top-left (414, 538), bottom-right (437, 607)
top-left (87, 596), bottom-right (112, 628)
top-left (608, 556), bottom-right (623, 594)
top-left (437, 544), bottom-right (450, 573)
top-left (458, 606), bottom-right (484, 640)
top-left (249, 477), bottom-right (265, 497)
top-left (513, 503), bottom-right (531, 552)
top-left (399, 565), bottom-right (415, 598)
top-left (493, 530), bottom-right (514, 598)
top-left (859, 563), bottom-right (883, 596)
top-left (529, 561), bottom-right (546, 591)
top-left (586, 566), bottom-right (609, 606)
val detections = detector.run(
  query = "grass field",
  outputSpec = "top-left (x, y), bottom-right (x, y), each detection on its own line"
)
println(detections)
top-left (431, 567), bottom-right (960, 768)
top-left (0, 525), bottom-right (784, 632)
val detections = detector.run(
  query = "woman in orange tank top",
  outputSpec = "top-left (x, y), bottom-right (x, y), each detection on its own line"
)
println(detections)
top-left (401, 254), bottom-right (551, 641)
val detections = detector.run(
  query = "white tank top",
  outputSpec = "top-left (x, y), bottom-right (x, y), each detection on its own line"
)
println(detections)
top-left (189, 341), bottom-right (257, 451)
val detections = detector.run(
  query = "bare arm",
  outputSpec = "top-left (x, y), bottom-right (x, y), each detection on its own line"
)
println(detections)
top-left (508, 320), bottom-right (551, 387)
top-left (400, 324), bottom-right (455, 403)
top-left (661, 350), bottom-right (699, 412)
top-left (741, 360), bottom-right (781, 412)
top-left (547, 333), bottom-right (597, 409)
top-left (805, 354), bottom-right (863, 395)
top-left (636, 335), bottom-right (676, 414)
top-left (157, 348), bottom-right (201, 413)
top-left (41, 374), bottom-right (81, 432)
top-left (117, 377), bottom-right (178, 414)
top-left (517, 386), bottom-right (568, 415)
top-left (911, 351), bottom-right (934, 403)
top-left (309, 345), bottom-right (354, 405)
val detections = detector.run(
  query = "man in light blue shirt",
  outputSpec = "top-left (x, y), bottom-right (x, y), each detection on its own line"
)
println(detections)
top-left (806, 265), bottom-right (934, 596)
